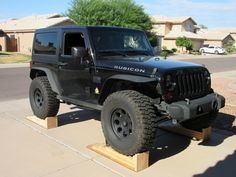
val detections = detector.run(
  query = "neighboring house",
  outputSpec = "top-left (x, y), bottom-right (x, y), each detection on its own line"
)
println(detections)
top-left (151, 16), bottom-right (235, 51)
top-left (0, 14), bottom-right (75, 54)
top-left (151, 16), bottom-right (205, 51)
top-left (198, 29), bottom-right (234, 47)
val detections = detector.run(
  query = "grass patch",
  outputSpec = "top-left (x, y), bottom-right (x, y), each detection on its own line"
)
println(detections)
top-left (0, 52), bottom-right (31, 64)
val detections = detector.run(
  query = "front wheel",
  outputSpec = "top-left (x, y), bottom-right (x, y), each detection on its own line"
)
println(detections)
top-left (29, 76), bottom-right (60, 119)
top-left (101, 90), bottom-right (158, 156)
top-left (215, 50), bottom-right (219, 55)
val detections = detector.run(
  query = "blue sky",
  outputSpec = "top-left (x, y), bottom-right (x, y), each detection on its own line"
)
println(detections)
top-left (0, 0), bottom-right (235, 28)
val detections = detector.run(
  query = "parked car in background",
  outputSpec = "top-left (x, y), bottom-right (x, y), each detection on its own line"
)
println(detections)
top-left (199, 46), bottom-right (226, 54)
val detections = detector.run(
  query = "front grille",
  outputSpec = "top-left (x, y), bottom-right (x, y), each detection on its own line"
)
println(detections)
top-left (175, 70), bottom-right (208, 100)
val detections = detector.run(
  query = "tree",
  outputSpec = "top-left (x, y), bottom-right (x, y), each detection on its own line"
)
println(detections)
top-left (198, 24), bottom-right (208, 29)
top-left (67, 0), bottom-right (157, 45)
top-left (176, 36), bottom-right (193, 52)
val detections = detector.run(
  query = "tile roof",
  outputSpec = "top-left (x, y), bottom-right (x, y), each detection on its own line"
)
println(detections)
top-left (210, 28), bottom-right (236, 34)
top-left (151, 16), bottom-right (197, 25)
top-left (231, 34), bottom-right (236, 40)
top-left (164, 31), bottom-right (205, 40)
top-left (198, 29), bottom-right (232, 41)
top-left (0, 14), bottom-right (74, 32)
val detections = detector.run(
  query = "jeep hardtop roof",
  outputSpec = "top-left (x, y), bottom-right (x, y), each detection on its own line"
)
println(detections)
top-left (35, 25), bottom-right (144, 33)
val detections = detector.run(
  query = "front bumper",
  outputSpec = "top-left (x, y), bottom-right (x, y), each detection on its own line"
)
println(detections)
top-left (158, 93), bottom-right (225, 122)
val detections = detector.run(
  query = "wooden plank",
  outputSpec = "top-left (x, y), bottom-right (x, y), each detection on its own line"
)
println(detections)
top-left (87, 143), bottom-right (149, 172)
top-left (158, 121), bottom-right (211, 141)
top-left (26, 116), bottom-right (58, 129)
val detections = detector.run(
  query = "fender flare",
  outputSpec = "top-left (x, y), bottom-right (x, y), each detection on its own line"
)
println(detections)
top-left (30, 67), bottom-right (62, 95)
top-left (98, 74), bottom-right (157, 104)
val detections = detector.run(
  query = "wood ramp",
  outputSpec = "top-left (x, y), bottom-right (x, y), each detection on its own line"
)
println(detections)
top-left (26, 116), bottom-right (58, 129)
top-left (87, 143), bottom-right (149, 172)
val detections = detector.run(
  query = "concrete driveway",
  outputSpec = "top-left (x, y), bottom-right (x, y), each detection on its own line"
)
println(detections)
top-left (0, 96), bottom-right (235, 177)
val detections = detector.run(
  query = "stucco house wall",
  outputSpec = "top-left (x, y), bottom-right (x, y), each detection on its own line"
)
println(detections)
top-left (163, 39), bottom-right (204, 51)
top-left (192, 40), bottom-right (204, 51)
top-left (171, 24), bottom-right (182, 32)
top-left (0, 36), bottom-right (7, 51)
top-left (152, 24), bottom-right (166, 36)
top-left (5, 31), bottom-right (35, 53)
top-left (204, 41), bottom-right (222, 47)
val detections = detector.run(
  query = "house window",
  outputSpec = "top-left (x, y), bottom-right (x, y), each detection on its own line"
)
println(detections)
top-left (34, 32), bottom-right (57, 55)
top-left (186, 24), bottom-right (193, 32)
top-left (63, 33), bottom-right (85, 55)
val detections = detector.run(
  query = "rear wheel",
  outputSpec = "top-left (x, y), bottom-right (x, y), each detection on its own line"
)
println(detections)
top-left (101, 90), bottom-right (158, 156)
top-left (200, 49), bottom-right (205, 53)
top-left (29, 76), bottom-right (60, 119)
top-left (180, 111), bottom-right (218, 131)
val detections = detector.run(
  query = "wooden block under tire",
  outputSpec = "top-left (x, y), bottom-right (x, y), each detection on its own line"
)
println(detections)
top-left (158, 121), bottom-right (211, 141)
top-left (87, 143), bottom-right (149, 172)
top-left (26, 116), bottom-right (58, 129)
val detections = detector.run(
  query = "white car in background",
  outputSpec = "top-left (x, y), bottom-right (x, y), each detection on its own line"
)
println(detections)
top-left (199, 46), bottom-right (226, 54)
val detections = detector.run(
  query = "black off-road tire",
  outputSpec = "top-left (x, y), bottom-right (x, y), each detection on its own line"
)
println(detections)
top-left (101, 90), bottom-right (158, 156)
top-left (180, 111), bottom-right (218, 131)
top-left (29, 76), bottom-right (60, 119)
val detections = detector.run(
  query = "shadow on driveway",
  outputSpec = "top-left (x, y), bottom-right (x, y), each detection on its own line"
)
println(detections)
top-left (57, 109), bottom-right (100, 126)
top-left (193, 150), bottom-right (236, 177)
top-left (56, 109), bottom-right (235, 168)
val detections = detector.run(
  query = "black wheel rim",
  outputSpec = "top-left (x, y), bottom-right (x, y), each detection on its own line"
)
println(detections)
top-left (111, 108), bottom-right (132, 139)
top-left (34, 89), bottom-right (44, 108)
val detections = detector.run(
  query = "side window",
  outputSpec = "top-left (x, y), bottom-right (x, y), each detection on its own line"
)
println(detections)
top-left (34, 32), bottom-right (57, 55)
top-left (64, 33), bottom-right (85, 55)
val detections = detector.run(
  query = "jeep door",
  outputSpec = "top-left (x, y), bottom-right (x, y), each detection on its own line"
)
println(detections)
top-left (58, 29), bottom-right (95, 101)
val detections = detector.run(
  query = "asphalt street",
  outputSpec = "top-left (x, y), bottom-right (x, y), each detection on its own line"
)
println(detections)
top-left (183, 56), bottom-right (236, 74)
top-left (0, 56), bottom-right (235, 102)
top-left (0, 67), bottom-right (30, 101)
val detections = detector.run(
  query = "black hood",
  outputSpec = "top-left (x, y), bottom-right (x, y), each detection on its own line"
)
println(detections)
top-left (96, 56), bottom-right (206, 76)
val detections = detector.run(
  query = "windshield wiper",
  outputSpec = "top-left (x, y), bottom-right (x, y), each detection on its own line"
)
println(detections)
top-left (97, 51), bottom-right (128, 57)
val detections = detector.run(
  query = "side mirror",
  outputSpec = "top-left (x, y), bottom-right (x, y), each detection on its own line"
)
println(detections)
top-left (71, 47), bottom-right (87, 59)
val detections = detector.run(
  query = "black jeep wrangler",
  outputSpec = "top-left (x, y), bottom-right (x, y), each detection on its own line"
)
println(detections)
top-left (29, 26), bottom-right (225, 155)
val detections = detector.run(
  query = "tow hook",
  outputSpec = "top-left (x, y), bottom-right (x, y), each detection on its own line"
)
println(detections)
top-left (185, 98), bottom-right (190, 105)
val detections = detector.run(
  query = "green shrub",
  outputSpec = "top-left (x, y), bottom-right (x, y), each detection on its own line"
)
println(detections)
top-left (224, 42), bottom-right (236, 54)
top-left (160, 50), bottom-right (168, 58)
top-left (176, 36), bottom-right (193, 52)
top-left (172, 48), bottom-right (177, 53)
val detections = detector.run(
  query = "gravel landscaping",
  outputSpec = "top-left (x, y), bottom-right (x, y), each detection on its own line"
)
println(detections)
top-left (211, 77), bottom-right (236, 133)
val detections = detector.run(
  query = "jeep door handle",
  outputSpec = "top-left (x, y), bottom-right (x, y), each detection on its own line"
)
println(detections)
top-left (58, 62), bottom-right (68, 66)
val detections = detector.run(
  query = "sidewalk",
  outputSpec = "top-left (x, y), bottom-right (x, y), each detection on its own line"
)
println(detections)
top-left (0, 63), bottom-right (29, 69)
top-left (166, 53), bottom-right (236, 60)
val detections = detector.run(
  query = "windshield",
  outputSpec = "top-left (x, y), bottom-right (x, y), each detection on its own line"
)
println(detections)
top-left (89, 28), bottom-right (153, 57)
